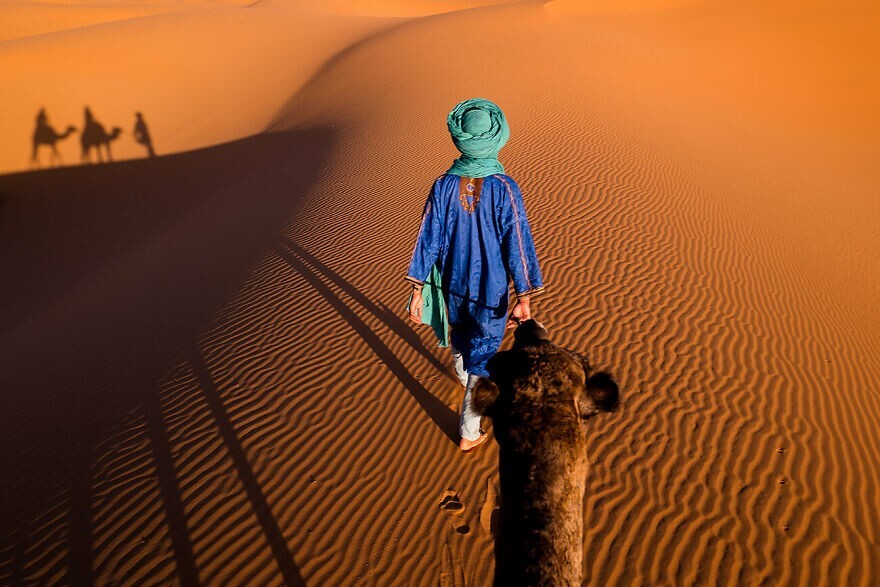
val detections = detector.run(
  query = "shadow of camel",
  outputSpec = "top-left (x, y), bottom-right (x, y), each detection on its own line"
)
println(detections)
top-left (31, 108), bottom-right (76, 168)
top-left (80, 106), bottom-right (122, 163)
top-left (0, 128), bottom-right (330, 585)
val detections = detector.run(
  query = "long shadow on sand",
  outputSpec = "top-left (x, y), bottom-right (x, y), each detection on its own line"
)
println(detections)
top-left (275, 242), bottom-right (460, 444)
top-left (143, 378), bottom-right (202, 587)
top-left (188, 347), bottom-right (306, 587)
top-left (0, 129), bottom-right (329, 585)
top-left (280, 237), bottom-right (456, 383)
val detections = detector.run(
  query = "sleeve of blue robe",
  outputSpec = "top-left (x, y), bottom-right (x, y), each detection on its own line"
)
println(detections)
top-left (498, 176), bottom-right (544, 297)
top-left (405, 180), bottom-right (442, 285)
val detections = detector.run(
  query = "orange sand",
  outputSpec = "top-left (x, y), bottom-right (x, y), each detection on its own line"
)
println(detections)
top-left (1, 0), bottom-right (878, 584)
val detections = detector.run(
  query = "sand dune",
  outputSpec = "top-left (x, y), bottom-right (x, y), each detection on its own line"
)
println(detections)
top-left (0, 1), bottom-right (237, 43)
top-left (0, 1), bottom-right (406, 175)
top-left (0, 0), bottom-right (528, 175)
top-left (1, 0), bottom-right (879, 585)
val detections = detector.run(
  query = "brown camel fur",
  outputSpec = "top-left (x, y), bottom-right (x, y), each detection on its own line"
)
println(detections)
top-left (473, 320), bottom-right (620, 586)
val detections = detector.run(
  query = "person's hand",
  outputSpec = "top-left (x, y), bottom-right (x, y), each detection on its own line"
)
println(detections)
top-left (507, 296), bottom-right (531, 329)
top-left (409, 287), bottom-right (423, 324)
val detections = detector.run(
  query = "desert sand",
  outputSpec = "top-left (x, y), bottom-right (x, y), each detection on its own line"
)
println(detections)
top-left (1, 0), bottom-right (878, 584)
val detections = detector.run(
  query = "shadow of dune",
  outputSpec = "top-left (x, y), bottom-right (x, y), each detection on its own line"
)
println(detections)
top-left (275, 244), bottom-right (460, 444)
top-left (0, 129), bottom-right (332, 584)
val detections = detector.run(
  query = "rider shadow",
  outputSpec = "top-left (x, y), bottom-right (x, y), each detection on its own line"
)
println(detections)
top-left (275, 241), bottom-right (460, 445)
top-left (31, 107), bottom-right (76, 168)
top-left (0, 128), bottom-right (333, 586)
top-left (80, 106), bottom-right (122, 164)
top-left (30, 106), bottom-right (159, 167)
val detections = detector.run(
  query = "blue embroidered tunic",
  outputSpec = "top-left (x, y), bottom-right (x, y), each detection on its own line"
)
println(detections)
top-left (405, 173), bottom-right (544, 376)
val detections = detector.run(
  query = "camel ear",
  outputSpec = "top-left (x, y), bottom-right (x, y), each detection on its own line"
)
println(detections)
top-left (472, 377), bottom-right (501, 416)
top-left (580, 371), bottom-right (620, 418)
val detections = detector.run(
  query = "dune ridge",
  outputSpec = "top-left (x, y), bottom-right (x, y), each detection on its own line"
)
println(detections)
top-left (0, 0), bottom-right (236, 43)
top-left (2, 0), bottom-right (879, 585)
top-left (263, 1), bottom-right (880, 583)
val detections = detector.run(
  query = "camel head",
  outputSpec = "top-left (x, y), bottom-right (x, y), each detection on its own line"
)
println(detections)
top-left (109, 127), bottom-right (123, 140)
top-left (473, 320), bottom-right (620, 427)
top-left (470, 319), bottom-right (621, 586)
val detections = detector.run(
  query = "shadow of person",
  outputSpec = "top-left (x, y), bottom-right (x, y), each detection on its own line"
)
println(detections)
top-left (80, 106), bottom-right (122, 164)
top-left (0, 128), bottom-right (332, 586)
top-left (279, 237), bottom-right (457, 384)
top-left (275, 243), bottom-right (461, 445)
top-left (134, 111), bottom-right (156, 158)
top-left (31, 107), bottom-right (76, 168)
top-left (187, 346), bottom-right (306, 586)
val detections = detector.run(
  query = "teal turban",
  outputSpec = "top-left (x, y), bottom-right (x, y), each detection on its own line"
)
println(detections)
top-left (446, 98), bottom-right (510, 178)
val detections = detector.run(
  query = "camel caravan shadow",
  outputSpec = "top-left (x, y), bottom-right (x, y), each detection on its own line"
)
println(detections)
top-left (0, 128), bottom-right (331, 586)
top-left (31, 106), bottom-right (156, 168)
top-left (31, 108), bottom-right (75, 167)
top-left (80, 107), bottom-right (121, 163)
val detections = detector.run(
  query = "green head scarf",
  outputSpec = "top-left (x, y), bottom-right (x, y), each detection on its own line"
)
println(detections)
top-left (446, 98), bottom-right (510, 178)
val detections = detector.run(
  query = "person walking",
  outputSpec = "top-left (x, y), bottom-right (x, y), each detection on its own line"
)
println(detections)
top-left (405, 98), bottom-right (544, 452)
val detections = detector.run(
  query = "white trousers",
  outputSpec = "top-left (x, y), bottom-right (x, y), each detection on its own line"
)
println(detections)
top-left (452, 347), bottom-right (482, 441)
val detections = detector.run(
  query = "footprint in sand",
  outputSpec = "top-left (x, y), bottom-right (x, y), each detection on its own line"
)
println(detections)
top-left (774, 520), bottom-right (792, 536)
top-left (439, 489), bottom-right (469, 534)
top-left (440, 489), bottom-right (465, 515)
